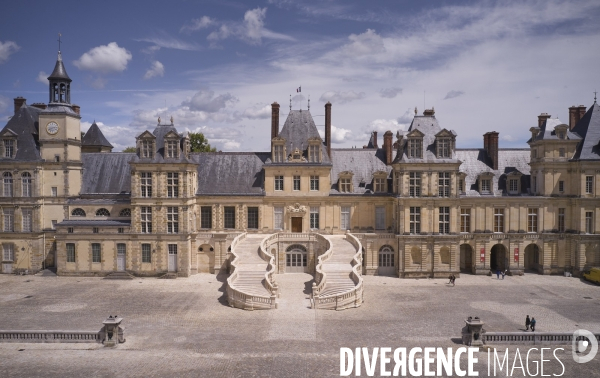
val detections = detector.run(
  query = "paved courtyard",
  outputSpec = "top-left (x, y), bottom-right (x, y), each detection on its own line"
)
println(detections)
top-left (0, 272), bottom-right (599, 377)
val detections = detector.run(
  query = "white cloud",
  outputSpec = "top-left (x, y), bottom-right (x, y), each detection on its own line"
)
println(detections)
top-left (319, 90), bottom-right (366, 104)
top-left (144, 61), bottom-right (164, 80)
top-left (180, 16), bottom-right (215, 33)
top-left (317, 125), bottom-right (354, 144)
top-left (89, 77), bottom-right (107, 89)
top-left (242, 104), bottom-right (271, 119)
top-left (73, 42), bottom-right (132, 73)
top-left (366, 119), bottom-right (404, 133)
top-left (0, 95), bottom-right (9, 115)
top-left (444, 90), bottom-right (464, 100)
top-left (337, 29), bottom-right (386, 57)
top-left (183, 90), bottom-right (238, 112)
top-left (501, 134), bottom-right (515, 142)
top-left (379, 87), bottom-right (402, 98)
top-left (36, 71), bottom-right (48, 84)
top-left (0, 41), bottom-right (19, 63)
top-left (135, 36), bottom-right (201, 51)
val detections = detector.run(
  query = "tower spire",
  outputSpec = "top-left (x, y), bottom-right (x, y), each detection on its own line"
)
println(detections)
top-left (58, 33), bottom-right (62, 53)
top-left (594, 90), bottom-right (597, 104)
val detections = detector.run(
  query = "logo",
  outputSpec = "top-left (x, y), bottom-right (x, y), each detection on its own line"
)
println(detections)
top-left (572, 329), bottom-right (598, 363)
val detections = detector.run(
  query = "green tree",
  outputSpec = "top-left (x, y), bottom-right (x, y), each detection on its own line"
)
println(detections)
top-left (122, 146), bottom-right (136, 153)
top-left (189, 132), bottom-right (217, 152)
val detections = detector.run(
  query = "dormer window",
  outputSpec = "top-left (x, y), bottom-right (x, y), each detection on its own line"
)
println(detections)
top-left (408, 138), bottom-right (422, 158)
top-left (478, 173), bottom-right (494, 194)
top-left (373, 171), bottom-right (388, 193)
top-left (559, 148), bottom-right (565, 158)
top-left (307, 137), bottom-right (322, 163)
top-left (271, 137), bottom-right (286, 163)
top-left (4, 140), bottom-right (15, 158)
top-left (142, 140), bottom-right (153, 158)
top-left (166, 140), bottom-right (179, 158)
top-left (136, 132), bottom-right (156, 159)
top-left (338, 171), bottom-right (353, 193)
top-left (437, 138), bottom-right (450, 158)
top-left (274, 145), bottom-right (284, 162)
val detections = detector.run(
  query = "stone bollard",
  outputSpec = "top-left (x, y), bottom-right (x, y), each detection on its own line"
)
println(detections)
top-left (102, 315), bottom-right (125, 347)
top-left (462, 316), bottom-right (485, 346)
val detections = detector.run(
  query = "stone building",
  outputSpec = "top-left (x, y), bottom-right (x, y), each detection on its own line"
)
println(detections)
top-left (1, 51), bottom-right (599, 278)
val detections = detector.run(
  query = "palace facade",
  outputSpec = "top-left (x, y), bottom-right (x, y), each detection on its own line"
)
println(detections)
top-left (1, 52), bottom-right (599, 278)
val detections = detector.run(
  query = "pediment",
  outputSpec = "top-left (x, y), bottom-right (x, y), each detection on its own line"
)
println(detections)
top-left (373, 170), bottom-right (388, 177)
top-left (406, 129), bottom-right (425, 138)
top-left (0, 128), bottom-right (18, 138)
top-left (136, 130), bottom-right (156, 140)
top-left (339, 170), bottom-right (354, 177)
top-left (478, 171), bottom-right (495, 178)
top-left (272, 136), bottom-right (286, 142)
top-left (307, 136), bottom-right (322, 143)
top-left (163, 130), bottom-right (180, 139)
top-left (435, 129), bottom-right (453, 138)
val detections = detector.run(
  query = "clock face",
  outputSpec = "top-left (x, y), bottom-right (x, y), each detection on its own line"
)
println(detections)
top-left (46, 121), bottom-right (59, 135)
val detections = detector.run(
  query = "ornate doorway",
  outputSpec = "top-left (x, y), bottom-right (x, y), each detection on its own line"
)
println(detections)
top-left (286, 244), bottom-right (307, 273)
top-left (291, 217), bottom-right (302, 233)
top-left (378, 245), bottom-right (395, 276)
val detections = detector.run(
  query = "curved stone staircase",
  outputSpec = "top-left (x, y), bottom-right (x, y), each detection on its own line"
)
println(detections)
top-left (318, 235), bottom-right (358, 297)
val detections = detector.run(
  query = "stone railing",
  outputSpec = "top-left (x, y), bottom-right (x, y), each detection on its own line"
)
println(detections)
top-left (313, 232), bottom-right (364, 310)
top-left (226, 232), bottom-right (277, 310)
top-left (259, 234), bottom-right (280, 298)
top-left (483, 332), bottom-right (600, 345)
top-left (0, 330), bottom-right (102, 343)
top-left (312, 233), bottom-right (333, 295)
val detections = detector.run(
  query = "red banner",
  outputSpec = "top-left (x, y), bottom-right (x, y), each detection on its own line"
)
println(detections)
top-left (514, 248), bottom-right (519, 262)
top-left (480, 248), bottom-right (485, 263)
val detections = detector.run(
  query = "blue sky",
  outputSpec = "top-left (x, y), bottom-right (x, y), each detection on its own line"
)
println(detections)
top-left (1, 0), bottom-right (600, 151)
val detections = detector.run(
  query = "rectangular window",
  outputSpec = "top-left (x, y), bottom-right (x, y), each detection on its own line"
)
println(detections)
top-left (167, 207), bottom-right (179, 233)
top-left (439, 207), bottom-right (450, 234)
top-left (308, 145), bottom-right (319, 163)
top-left (458, 179), bottom-right (464, 194)
top-left (166, 140), bottom-right (178, 158)
top-left (274, 207), bottom-right (283, 230)
top-left (92, 243), bottom-right (101, 263)
top-left (142, 244), bottom-right (152, 263)
top-left (51, 187), bottom-right (57, 197)
top-left (375, 207), bottom-right (385, 230)
top-left (310, 176), bottom-right (319, 191)
top-left (509, 179), bottom-right (518, 193)
top-left (438, 172), bottom-right (450, 197)
top-left (141, 207), bottom-right (152, 233)
top-left (558, 180), bottom-right (564, 193)
top-left (481, 179), bottom-right (491, 194)
top-left (3, 243), bottom-right (14, 261)
top-left (528, 208), bottom-right (538, 233)
top-left (559, 148), bottom-right (565, 158)
top-left (167, 172), bottom-right (179, 198)
top-left (339, 178), bottom-right (351, 193)
top-left (293, 176), bottom-right (300, 191)
top-left (22, 174), bottom-right (32, 197)
top-left (310, 206), bottom-right (319, 229)
top-left (3, 173), bottom-right (13, 197)
top-left (374, 178), bottom-right (386, 193)
top-left (273, 145), bottom-right (283, 163)
top-left (3, 208), bottom-right (14, 232)
top-left (118, 227), bottom-right (124, 234)
top-left (200, 206), bottom-right (212, 229)
top-left (52, 220), bottom-right (57, 229)
top-left (66, 243), bottom-right (75, 262)
top-left (409, 172), bottom-right (421, 197)
top-left (141, 172), bottom-right (152, 197)
top-left (93, 227), bottom-right (99, 234)
top-left (274, 176), bottom-right (283, 191)
top-left (247, 207), bottom-right (259, 229)
top-left (117, 243), bottom-right (126, 256)
top-left (460, 208), bottom-right (470, 233)
top-left (141, 140), bottom-right (153, 159)
top-left (22, 208), bottom-right (32, 232)
top-left (585, 176), bottom-right (593, 194)
top-left (67, 227), bottom-right (73, 233)
top-left (4, 139), bottom-right (14, 158)
top-left (558, 208), bottom-right (565, 233)
top-left (437, 139), bottom-right (450, 158)
top-left (410, 207), bottom-right (421, 234)
top-left (586, 211), bottom-right (593, 234)
top-left (494, 208), bottom-right (504, 233)
top-left (224, 206), bottom-right (236, 229)
top-left (341, 206), bottom-right (350, 230)
top-left (408, 139), bottom-right (422, 158)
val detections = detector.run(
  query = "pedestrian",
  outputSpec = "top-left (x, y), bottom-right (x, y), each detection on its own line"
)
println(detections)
top-left (448, 274), bottom-right (453, 285)
top-left (451, 274), bottom-right (456, 286)
top-left (496, 269), bottom-right (500, 279)
top-left (501, 270), bottom-right (506, 280)
top-left (530, 317), bottom-right (536, 332)
top-left (525, 315), bottom-right (531, 331)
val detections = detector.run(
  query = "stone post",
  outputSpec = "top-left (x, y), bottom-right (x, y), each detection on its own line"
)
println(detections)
top-left (462, 316), bottom-right (485, 346)
top-left (102, 315), bottom-right (125, 347)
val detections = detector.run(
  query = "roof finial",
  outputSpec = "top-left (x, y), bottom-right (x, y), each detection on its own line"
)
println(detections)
top-left (170, 115), bottom-right (174, 125)
top-left (414, 106), bottom-right (417, 115)
top-left (308, 95), bottom-right (310, 111)
top-left (594, 90), bottom-right (597, 104)
top-left (58, 33), bottom-right (62, 53)
top-left (289, 94), bottom-right (292, 111)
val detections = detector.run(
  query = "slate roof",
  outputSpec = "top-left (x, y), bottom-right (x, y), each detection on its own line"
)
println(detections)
top-left (56, 220), bottom-right (130, 227)
top-left (191, 152), bottom-right (269, 195)
top-left (456, 149), bottom-right (531, 197)
top-left (82, 122), bottom-right (113, 148)
top-left (81, 153), bottom-right (133, 194)
top-left (40, 105), bottom-right (79, 116)
top-left (572, 102), bottom-right (600, 160)
top-left (48, 52), bottom-right (72, 82)
top-left (395, 114), bottom-right (460, 164)
top-left (274, 110), bottom-right (331, 164)
top-left (529, 117), bottom-right (580, 142)
top-left (67, 198), bottom-right (130, 205)
top-left (130, 123), bottom-right (193, 163)
top-left (0, 104), bottom-right (42, 162)
top-left (330, 148), bottom-right (392, 195)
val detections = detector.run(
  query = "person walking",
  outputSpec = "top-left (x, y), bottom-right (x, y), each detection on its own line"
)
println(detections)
top-left (496, 269), bottom-right (500, 279)
top-left (451, 274), bottom-right (456, 286)
top-left (525, 315), bottom-right (531, 331)
top-left (448, 274), bottom-right (453, 285)
top-left (530, 317), bottom-right (536, 332)
top-left (501, 270), bottom-right (506, 280)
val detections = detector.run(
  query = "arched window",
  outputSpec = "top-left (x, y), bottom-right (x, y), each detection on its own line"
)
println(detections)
top-left (22, 172), bottom-right (32, 197)
top-left (71, 208), bottom-right (86, 217)
top-left (119, 208), bottom-right (131, 217)
top-left (96, 208), bottom-right (110, 217)
top-left (3, 172), bottom-right (13, 197)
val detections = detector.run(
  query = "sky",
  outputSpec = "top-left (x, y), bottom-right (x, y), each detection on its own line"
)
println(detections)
top-left (1, 0), bottom-right (600, 152)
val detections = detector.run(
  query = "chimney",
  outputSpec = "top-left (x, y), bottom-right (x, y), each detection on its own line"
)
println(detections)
top-left (578, 105), bottom-right (587, 121)
top-left (537, 113), bottom-right (550, 127)
top-left (72, 104), bottom-right (81, 115)
top-left (372, 131), bottom-right (378, 148)
top-left (325, 102), bottom-right (332, 157)
top-left (483, 131), bottom-right (499, 170)
top-left (271, 102), bottom-right (280, 139)
top-left (569, 105), bottom-right (587, 130)
top-left (31, 103), bottom-right (47, 110)
top-left (14, 97), bottom-right (26, 114)
top-left (383, 131), bottom-right (393, 165)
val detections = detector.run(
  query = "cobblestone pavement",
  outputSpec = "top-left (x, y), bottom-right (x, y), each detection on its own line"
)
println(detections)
top-left (0, 273), bottom-right (599, 377)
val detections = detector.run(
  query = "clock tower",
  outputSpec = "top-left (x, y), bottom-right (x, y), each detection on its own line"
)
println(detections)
top-left (38, 49), bottom-right (83, 197)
